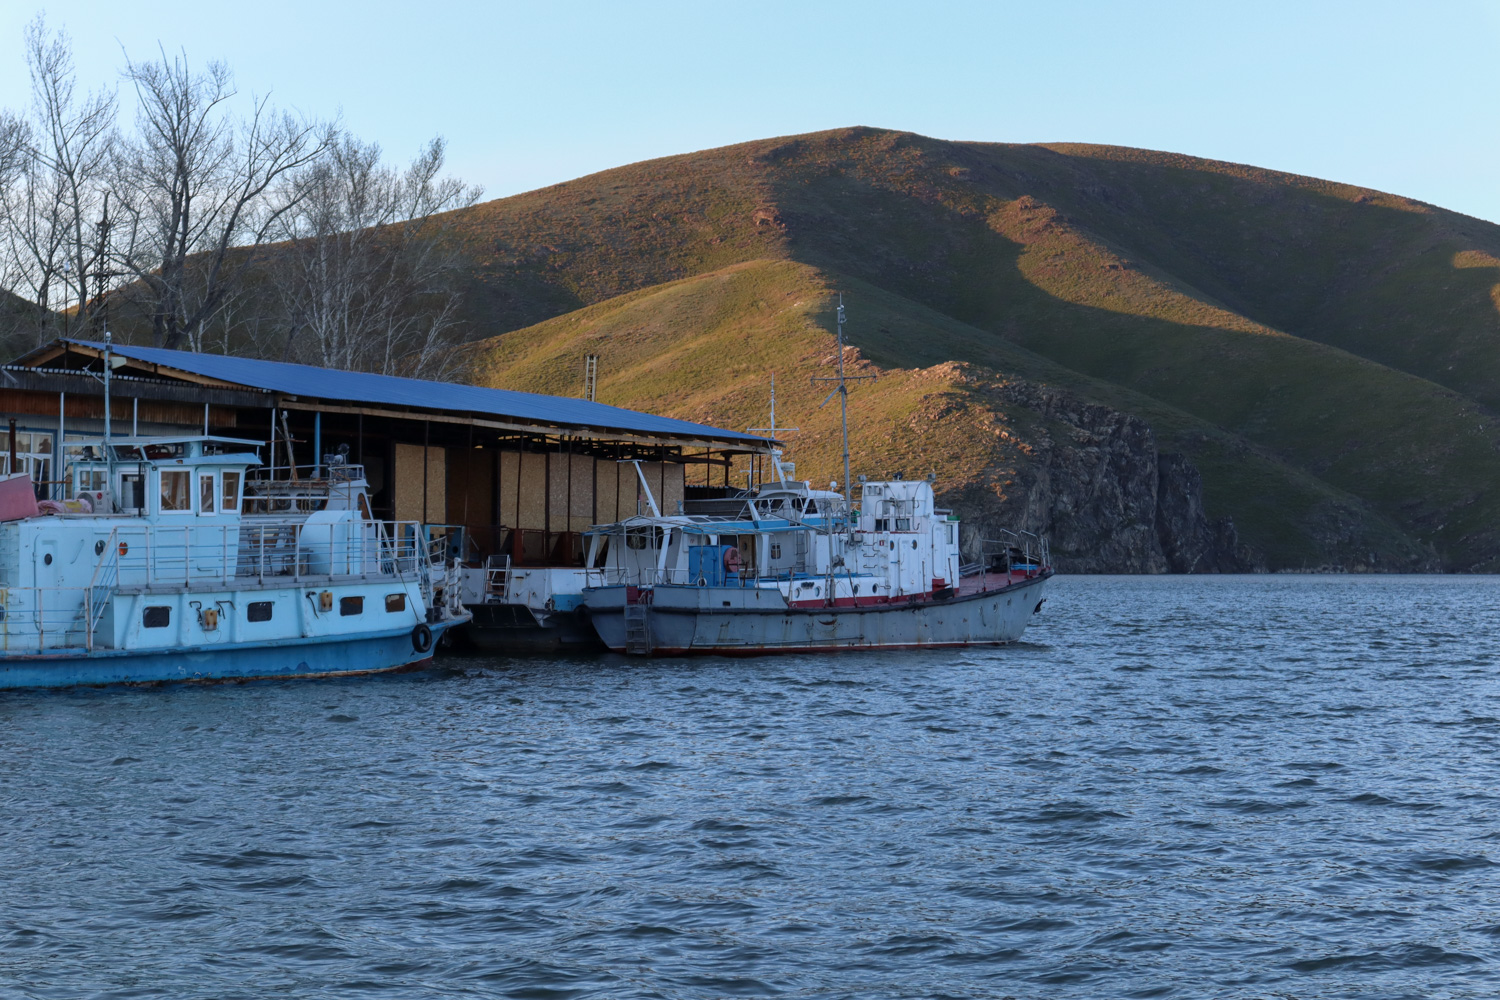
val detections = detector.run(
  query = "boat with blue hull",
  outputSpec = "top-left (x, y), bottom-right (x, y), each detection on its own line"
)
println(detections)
top-left (0, 433), bottom-right (467, 690)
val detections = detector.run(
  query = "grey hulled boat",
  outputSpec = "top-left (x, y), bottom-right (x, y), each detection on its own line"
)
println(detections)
top-left (580, 473), bottom-right (1050, 655)
top-left (579, 296), bottom-right (1051, 656)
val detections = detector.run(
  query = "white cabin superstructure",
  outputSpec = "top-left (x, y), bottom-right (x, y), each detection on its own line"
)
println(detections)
top-left (0, 435), bottom-right (468, 689)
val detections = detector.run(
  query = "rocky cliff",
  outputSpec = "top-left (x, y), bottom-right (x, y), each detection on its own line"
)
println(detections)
top-left (941, 382), bottom-right (1259, 573)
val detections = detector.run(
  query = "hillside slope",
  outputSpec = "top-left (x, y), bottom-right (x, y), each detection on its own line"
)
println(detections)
top-left (453, 128), bottom-right (1500, 571)
top-left (463, 259), bottom-right (1431, 571)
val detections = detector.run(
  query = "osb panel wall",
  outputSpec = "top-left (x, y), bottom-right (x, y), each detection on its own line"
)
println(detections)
top-left (633, 462), bottom-right (685, 517)
top-left (496, 450), bottom-right (520, 527)
top-left (596, 458), bottom-right (620, 524)
top-left (547, 451), bottom-right (569, 531)
top-left (662, 462), bottom-right (685, 516)
top-left (569, 453), bottom-right (594, 531)
top-left (480, 448), bottom-right (695, 535)
top-left (446, 447), bottom-right (494, 535)
top-left (394, 443), bottom-right (446, 522)
top-left (517, 452), bottom-right (546, 530)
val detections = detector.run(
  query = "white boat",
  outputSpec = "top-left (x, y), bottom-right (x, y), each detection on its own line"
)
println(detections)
top-left (0, 433), bottom-right (468, 690)
top-left (579, 296), bottom-right (1051, 656)
top-left (578, 463), bottom-right (1050, 655)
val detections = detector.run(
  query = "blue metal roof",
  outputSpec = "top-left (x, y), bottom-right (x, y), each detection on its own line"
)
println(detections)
top-left (57, 340), bottom-right (768, 446)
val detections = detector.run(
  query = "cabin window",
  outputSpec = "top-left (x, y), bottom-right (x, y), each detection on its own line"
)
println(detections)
top-left (222, 471), bottom-right (242, 513)
top-left (896, 517), bottom-right (911, 531)
top-left (874, 518), bottom-right (890, 532)
top-left (142, 606), bottom-right (171, 628)
top-left (119, 473), bottom-right (144, 511)
top-left (947, 524), bottom-right (955, 544)
top-left (339, 596), bottom-right (364, 616)
top-left (357, 492), bottom-right (372, 520)
top-left (385, 593), bottom-right (406, 613)
top-left (626, 528), bottom-right (662, 550)
top-left (247, 601), bottom-right (274, 622)
top-left (770, 543), bottom-right (782, 559)
top-left (1, 430), bottom-right (52, 483)
top-left (199, 474), bottom-right (216, 515)
top-left (160, 470), bottom-right (191, 512)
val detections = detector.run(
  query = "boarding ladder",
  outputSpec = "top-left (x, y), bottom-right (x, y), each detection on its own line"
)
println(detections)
top-left (69, 527), bottom-right (120, 651)
top-left (623, 601), bottom-right (653, 656)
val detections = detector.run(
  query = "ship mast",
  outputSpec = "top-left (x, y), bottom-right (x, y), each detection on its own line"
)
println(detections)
top-left (748, 373), bottom-right (798, 486)
top-left (812, 294), bottom-right (875, 527)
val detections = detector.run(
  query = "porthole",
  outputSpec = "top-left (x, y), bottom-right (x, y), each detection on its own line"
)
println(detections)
top-left (95, 540), bottom-right (105, 556)
top-left (43, 553), bottom-right (52, 565)
top-left (247, 601), bottom-right (274, 622)
top-left (385, 593), bottom-right (406, 613)
top-left (143, 606), bottom-right (171, 628)
top-left (339, 596), bottom-right (364, 616)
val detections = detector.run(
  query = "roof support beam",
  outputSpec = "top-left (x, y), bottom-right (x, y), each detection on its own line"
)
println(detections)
top-left (274, 398), bottom-right (772, 454)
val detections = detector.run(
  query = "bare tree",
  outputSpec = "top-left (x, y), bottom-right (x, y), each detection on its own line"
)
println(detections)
top-left (111, 48), bottom-right (328, 350)
top-left (271, 135), bottom-right (480, 377)
top-left (0, 17), bottom-right (116, 346)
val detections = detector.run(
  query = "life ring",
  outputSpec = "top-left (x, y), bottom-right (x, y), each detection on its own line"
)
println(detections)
top-left (723, 546), bottom-right (742, 574)
top-left (411, 623), bottom-right (433, 653)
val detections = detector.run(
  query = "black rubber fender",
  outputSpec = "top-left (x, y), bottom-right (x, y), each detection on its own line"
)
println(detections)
top-left (412, 623), bottom-right (434, 653)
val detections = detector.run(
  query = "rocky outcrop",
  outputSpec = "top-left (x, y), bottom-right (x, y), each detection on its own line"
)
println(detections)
top-left (942, 381), bottom-right (1260, 573)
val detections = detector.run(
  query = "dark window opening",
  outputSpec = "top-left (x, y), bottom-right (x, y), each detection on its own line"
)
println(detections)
top-left (339, 596), bottom-right (364, 616)
top-left (247, 601), bottom-right (274, 622)
top-left (385, 593), bottom-right (406, 613)
top-left (143, 606), bottom-right (171, 628)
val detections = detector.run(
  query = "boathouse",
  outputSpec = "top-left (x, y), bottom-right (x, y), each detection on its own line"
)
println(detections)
top-left (0, 339), bottom-right (772, 565)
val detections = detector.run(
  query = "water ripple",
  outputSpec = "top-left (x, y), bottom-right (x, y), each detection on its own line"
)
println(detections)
top-left (4, 575), bottom-right (1500, 997)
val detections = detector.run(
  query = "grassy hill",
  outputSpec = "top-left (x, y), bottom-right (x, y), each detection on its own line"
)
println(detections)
top-left (451, 128), bottom-right (1500, 571)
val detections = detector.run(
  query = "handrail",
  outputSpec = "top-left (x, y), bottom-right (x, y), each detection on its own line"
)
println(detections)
top-left (83, 527), bottom-right (120, 651)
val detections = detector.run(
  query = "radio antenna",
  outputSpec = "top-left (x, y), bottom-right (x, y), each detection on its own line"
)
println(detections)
top-left (811, 293), bottom-right (876, 523)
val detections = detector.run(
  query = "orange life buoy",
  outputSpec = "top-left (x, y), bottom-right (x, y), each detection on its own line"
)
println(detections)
top-left (723, 546), bottom-right (742, 574)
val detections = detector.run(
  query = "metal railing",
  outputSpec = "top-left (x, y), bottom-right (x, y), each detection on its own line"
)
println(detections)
top-left (0, 518), bottom-right (458, 653)
top-left (242, 465), bottom-right (369, 515)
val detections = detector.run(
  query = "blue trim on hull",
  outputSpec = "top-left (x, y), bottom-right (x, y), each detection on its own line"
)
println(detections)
top-left (0, 622), bottom-right (462, 690)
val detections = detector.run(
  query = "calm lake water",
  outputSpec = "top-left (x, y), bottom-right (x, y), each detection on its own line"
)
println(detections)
top-left (5, 575), bottom-right (1500, 999)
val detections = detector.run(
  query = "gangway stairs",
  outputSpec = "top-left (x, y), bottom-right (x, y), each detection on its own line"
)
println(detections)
top-left (624, 602), bottom-right (653, 656)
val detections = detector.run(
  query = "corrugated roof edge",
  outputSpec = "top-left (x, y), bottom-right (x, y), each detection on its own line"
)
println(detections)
top-left (43, 339), bottom-right (770, 446)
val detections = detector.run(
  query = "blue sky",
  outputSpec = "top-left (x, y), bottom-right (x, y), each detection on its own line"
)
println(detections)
top-left (5, 1), bottom-right (1499, 221)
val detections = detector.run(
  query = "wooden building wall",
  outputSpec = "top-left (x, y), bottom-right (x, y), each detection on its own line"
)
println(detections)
top-left (446, 447), bottom-right (688, 532)
top-left (393, 442), bottom-right (446, 522)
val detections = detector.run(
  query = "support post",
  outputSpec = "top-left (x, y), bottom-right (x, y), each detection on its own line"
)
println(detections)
top-left (57, 391), bottom-right (65, 501)
top-left (313, 411), bottom-right (322, 480)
